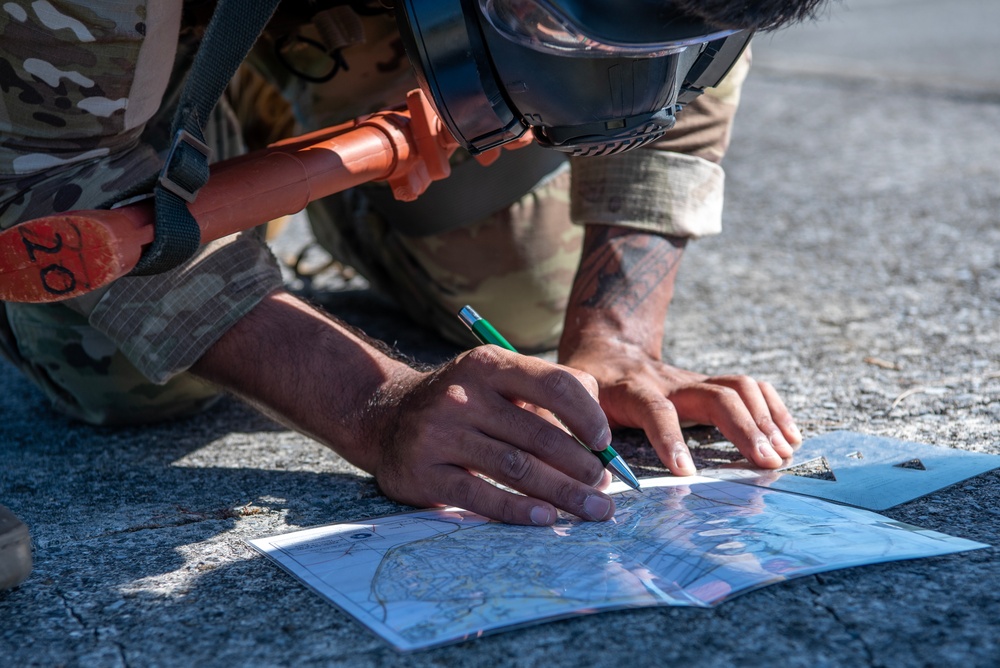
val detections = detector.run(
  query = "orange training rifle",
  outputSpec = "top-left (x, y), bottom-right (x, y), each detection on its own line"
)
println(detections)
top-left (0, 89), bottom-right (521, 304)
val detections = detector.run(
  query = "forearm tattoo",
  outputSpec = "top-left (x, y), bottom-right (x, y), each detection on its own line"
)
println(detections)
top-left (574, 227), bottom-right (687, 314)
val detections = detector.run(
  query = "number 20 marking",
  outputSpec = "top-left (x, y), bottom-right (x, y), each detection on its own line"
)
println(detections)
top-left (21, 232), bottom-right (78, 296)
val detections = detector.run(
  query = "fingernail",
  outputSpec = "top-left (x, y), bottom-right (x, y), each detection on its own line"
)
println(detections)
top-left (756, 436), bottom-right (778, 462)
top-left (769, 431), bottom-right (792, 454)
top-left (674, 450), bottom-right (695, 475)
top-left (789, 423), bottom-right (803, 444)
top-left (530, 506), bottom-right (554, 525)
top-left (584, 494), bottom-right (612, 520)
top-left (595, 425), bottom-right (612, 449)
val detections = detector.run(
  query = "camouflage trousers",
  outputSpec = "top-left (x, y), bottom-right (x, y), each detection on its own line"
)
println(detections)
top-left (0, 301), bottom-right (223, 426)
top-left (0, 150), bottom-right (578, 426)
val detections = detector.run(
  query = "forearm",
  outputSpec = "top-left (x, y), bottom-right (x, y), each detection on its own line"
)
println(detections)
top-left (557, 48), bottom-right (800, 469)
top-left (192, 289), bottom-right (618, 525)
top-left (560, 224), bottom-right (687, 362)
top-left (558, 223), bottom-right (798, 470)
top-left (191, 289), bottom-right (417, 474)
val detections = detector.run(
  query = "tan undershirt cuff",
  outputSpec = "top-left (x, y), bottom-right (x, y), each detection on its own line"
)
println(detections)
top-left (570, 150), bottom-right (725, 239)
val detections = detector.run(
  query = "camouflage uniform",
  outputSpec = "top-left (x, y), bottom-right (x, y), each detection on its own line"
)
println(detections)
top-left (0, 1), bottom-right (283, 424)
top-left (0, 2), bottom-right (747, 425)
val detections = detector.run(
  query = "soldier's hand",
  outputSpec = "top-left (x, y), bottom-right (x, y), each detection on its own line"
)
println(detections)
top-left (368, 345), bottom-right (616, 525)
top-left (560, 336), bottom-right (800, 475)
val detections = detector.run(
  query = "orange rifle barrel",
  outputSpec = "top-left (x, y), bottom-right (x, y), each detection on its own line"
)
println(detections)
top-left (0, 110), bottom-right (429, 304)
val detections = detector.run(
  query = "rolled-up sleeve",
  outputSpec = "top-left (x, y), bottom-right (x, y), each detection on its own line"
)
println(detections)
top-left (570, 150), bottom-right (724, 238)
top-left (81, 232), bottom-right (284, 384)
top-left (570, 47), bottom-right (751, 239)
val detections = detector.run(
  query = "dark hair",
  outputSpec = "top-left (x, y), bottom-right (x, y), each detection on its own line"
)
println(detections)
top-left (671, 0), bottom-right (833, 31)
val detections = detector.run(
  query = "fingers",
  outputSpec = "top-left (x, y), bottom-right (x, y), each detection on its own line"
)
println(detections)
top-left (473, 391), bottom-right (608, 486)
top-left (603, 369), bottom-right (800, 472)
top-left (448, 394), bottom-right (616, 521)
top-left (467, 346), bottom-right (612, 452)
top-left (374, 346), bottom-right (617, 525)
top-left (669, 376), bottom-right (798, 469)
top-left (612, 386), bottom-right (695, 477)
top-left (435, 452), bottom-right (616, 525)
top-left (758, 380), bottom-right (803, 445)
top-left (708, 376), bottom-right (800, 457)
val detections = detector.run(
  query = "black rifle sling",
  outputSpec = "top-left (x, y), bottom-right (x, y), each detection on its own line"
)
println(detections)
top-left (131, 0), bottom-right (282, 276)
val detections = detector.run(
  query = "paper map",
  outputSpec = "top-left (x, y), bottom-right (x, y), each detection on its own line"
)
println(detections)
top-left (699, 431), bottom-right (1000, 510)
top-left (247, 476), bottom-right (986, 651)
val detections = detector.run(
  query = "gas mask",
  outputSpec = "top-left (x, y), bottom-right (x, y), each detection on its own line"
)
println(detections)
top-left (395, 0), bottom-right (753, 157)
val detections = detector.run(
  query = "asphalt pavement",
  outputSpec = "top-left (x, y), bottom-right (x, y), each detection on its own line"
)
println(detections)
top-left (2, 1), bottom-right (999, 666)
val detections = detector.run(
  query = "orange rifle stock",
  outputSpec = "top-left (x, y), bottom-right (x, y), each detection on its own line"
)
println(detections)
top-left (0, 89), bottom-right (515, 304)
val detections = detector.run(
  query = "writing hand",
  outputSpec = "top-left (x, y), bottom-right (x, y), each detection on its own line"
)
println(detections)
top-left (193, 291), bottom-right (615, 527)
top-left (368, 345), bottom-right (616, 525)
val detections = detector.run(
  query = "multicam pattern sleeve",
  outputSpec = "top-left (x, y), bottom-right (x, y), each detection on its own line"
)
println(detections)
top-left (0, 0), bottom-right (178, 215)
top-left (570, 49), bottom-right (752, 239)
top-left (0, 0), bottom-right (283, 384)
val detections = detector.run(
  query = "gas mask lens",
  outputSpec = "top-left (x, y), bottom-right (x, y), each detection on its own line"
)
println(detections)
top-left (479, 0), bottom-right (738, 57)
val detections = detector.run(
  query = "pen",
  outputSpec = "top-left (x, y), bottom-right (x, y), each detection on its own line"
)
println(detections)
top-left (457, 305), bottom-right (642, 492)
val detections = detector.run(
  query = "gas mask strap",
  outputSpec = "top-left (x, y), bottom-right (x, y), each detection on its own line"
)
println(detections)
top-left (677, 30), bottom-right (754, 106)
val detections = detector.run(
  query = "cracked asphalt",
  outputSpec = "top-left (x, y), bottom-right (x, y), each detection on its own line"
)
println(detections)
top-left (2, 1), bottom-right (998, 666)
